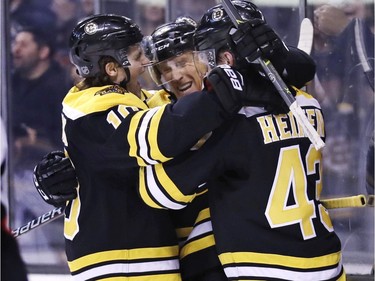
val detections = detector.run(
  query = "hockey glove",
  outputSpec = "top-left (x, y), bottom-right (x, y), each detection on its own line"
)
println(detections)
top-left (205, 64), bottom-right (246, 114)
top-left (206, 65), bottom-right (290, 114)
top-left (230, 18), bottom-right (287, 67)
top-left (33, 151), bottom-right (78, 207)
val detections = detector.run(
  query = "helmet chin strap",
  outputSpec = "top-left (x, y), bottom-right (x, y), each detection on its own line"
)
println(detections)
top-left (118, 67), bottom-right (131, 90)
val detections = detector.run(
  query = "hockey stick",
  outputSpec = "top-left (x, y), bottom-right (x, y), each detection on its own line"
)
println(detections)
top-left (221, 0), bottom-right (325, 151)
top-left (354, 18), bottom-right (374, 91)
top-left (296, 18), bottom-right (313, 93)
top-left (297, 18), bottom-right (313, 55)
top-left (12, 206), bottom-right (64, 238)
top-left (321, 194), bottom-right (367, 209)
top-left (368, 195), bottom-right (374, 206)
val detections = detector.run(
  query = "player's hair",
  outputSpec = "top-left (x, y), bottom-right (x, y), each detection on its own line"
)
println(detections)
top-left (75, 56), bottom-right (120, 90)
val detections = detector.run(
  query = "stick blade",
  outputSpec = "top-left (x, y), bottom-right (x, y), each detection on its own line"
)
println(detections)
top-left (297, 18), bottom-right (314, 55)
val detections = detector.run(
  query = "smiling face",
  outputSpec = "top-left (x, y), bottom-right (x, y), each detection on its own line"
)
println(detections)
top-left (156, 51), bottom-right (205, 99)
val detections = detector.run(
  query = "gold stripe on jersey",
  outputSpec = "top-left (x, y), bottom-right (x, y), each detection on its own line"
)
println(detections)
top-left (139, 164), bottom-right (196, 209)
top-left (73, 267), bottom-right (181, 281)
top-left (175, 226), bottom-right (193, 240)
top-left (196, 188), bottom-right (208, 196)
top-left (148, 105), bottom-right (172, 162)
top-left (146, 89), bottom-right (171, 108)
top-left (180, 208), bottom-right (215, 259)
top-left (196, 207), bottom-right (210, 221)
top-left (219, 251), bottom-right (341, 269)
top-left (180, 234), bottom-right (215, 259)
top-left (128, 105), bottom-right (171, 166)
top-left (223, 266), bottom-right (344, 281)
top-left (68, 245), bottom-right (180, 271)
top-left (175, 201), bottom-right (210, 240)
top-left (140, 89), bottom-right (153, 101)
top-left (68, 246), bottom-right (181, 280)
top-left (154, 164), bottom-right (194, 203)
top-left (219, 251), bottom-right (343, 280)
top-left (128, 108), bottom-right (158, 166)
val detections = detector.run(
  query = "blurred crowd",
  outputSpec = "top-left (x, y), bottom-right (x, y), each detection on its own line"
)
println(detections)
top-left (309, 1), bottom-right (374, 264)
top-left (310, 1), bottom-right (374, 200)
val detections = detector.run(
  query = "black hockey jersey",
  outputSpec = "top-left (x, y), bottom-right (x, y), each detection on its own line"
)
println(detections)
top-left (61, 85), bottom-right (229, 280)
top-left (139, 89), bottom-right (346, 281)
top-left (170, 189), bottom-right (223, 280)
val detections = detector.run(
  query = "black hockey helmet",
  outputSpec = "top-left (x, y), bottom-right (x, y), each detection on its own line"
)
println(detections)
top-left (194, 0), bottom-right (264, 58)
top-left (69, 14), bottom-right (143, 78)
top-left (146, 16), bottom-right (197, 63)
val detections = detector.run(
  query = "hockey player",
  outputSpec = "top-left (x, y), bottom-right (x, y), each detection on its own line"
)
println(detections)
top-left (40, 12), bottom-right (276, 280)
top-left (138, 1), bottom-right (346, 280)
top-left (145, 17), bottom-right (227, 281)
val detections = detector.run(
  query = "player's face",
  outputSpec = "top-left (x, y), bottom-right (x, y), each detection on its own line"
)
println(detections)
top-left (126, 44), bottom-right (151, 83)
top-left (157, 51), bottom-right (204, 99)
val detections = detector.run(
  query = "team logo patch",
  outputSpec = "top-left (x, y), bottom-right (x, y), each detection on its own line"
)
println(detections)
top-left (95, 85), bottom-right (126, 96)
top-left (84, 22), bottom-right (98, 35)
top-left (211, 8), bottom-right (224, 21)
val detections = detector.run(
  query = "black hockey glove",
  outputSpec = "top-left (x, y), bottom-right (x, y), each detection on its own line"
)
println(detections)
top-left (205, 64), bottom-right (246, 114)
top-left (206, 65), bottom-right (289, 114)
top-left (33, 151), bottom-right (78, 207)
top-left (230, 18), bottom-right (287, 68)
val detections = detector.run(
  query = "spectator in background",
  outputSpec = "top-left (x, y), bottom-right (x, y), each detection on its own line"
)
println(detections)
top-left (311, 2), bottom-right (374, 200)
top-left (10, 26), bottom-right (72, 254)
top-left (8, 0), bottom-right (78, 269)
top-left (11, 26), bottom-right (71, 164)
